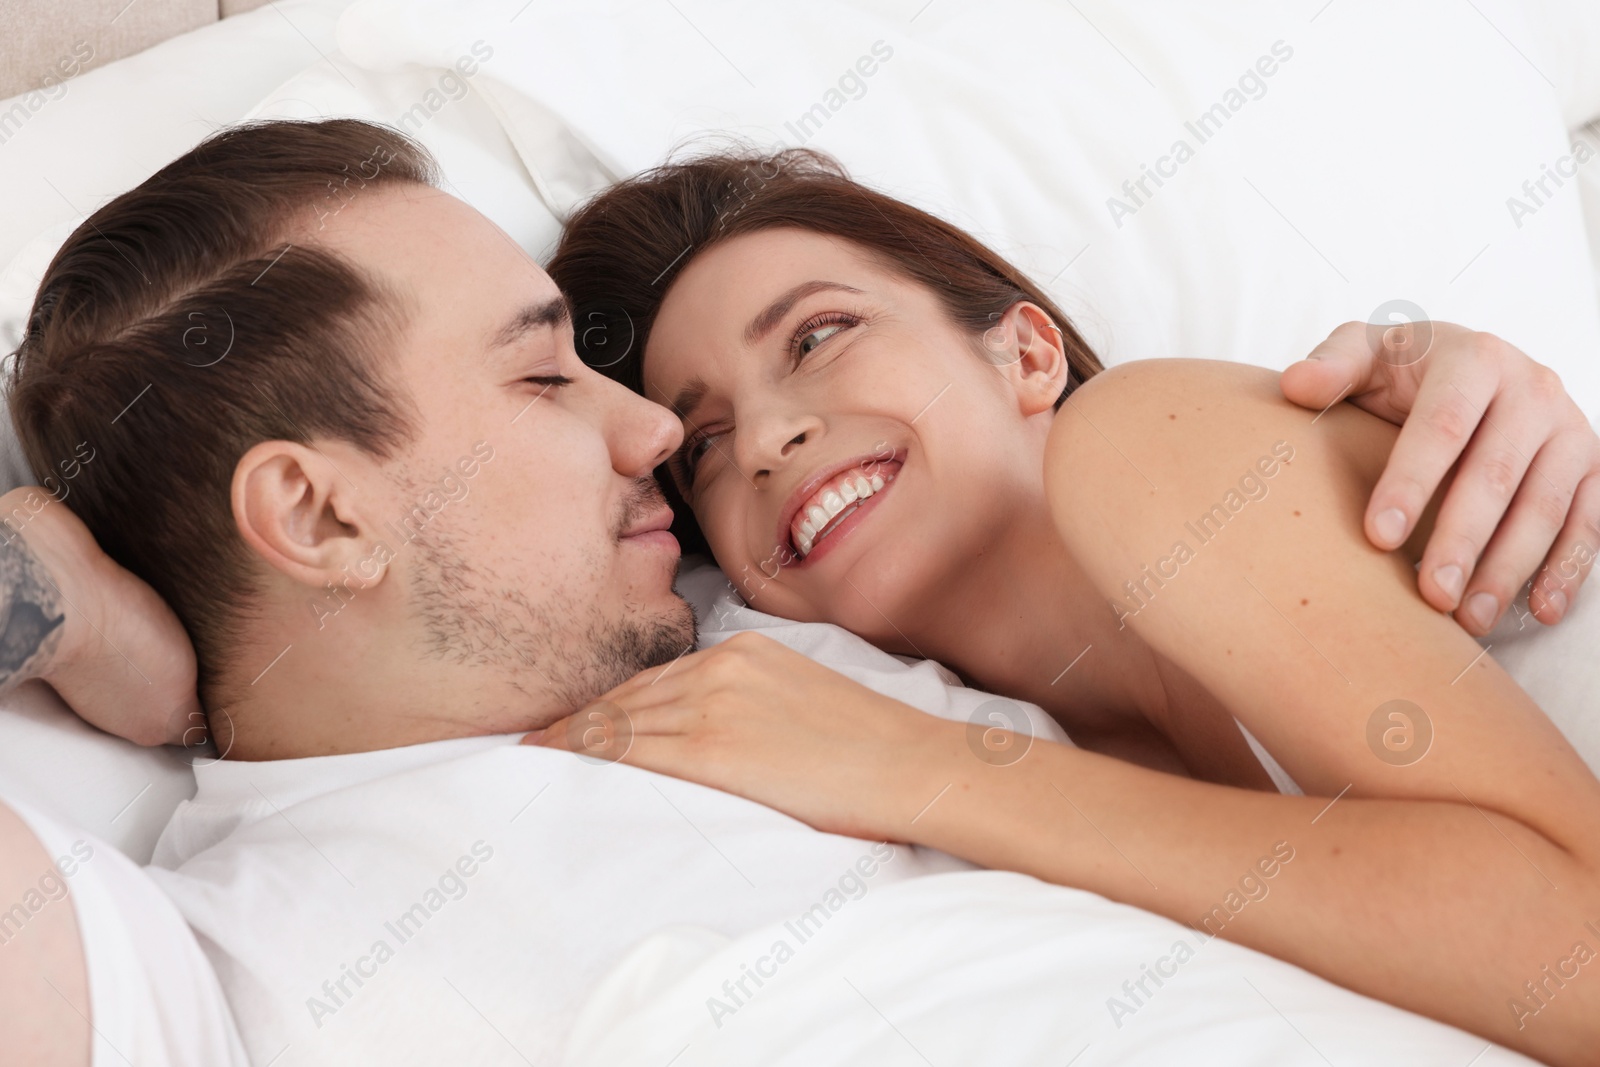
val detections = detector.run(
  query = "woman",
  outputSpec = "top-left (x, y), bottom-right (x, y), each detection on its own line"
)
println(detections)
top-left (536, 149), bottom-right (1600, 1064)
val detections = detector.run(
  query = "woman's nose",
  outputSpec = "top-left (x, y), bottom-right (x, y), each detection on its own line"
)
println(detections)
top-left (743, 412), bottom-right (822, 479)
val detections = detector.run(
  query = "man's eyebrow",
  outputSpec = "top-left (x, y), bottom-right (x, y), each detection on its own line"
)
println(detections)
top-left (488, 295), bottom-right (572, 350)
top-left (743, 281), bottom-right (863, 347)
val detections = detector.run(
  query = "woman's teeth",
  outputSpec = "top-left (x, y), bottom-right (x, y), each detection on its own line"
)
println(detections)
top-left (794, 470), bottom-right (892, 558)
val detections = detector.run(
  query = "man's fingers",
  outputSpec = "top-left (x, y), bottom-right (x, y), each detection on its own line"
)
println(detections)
top-left (1367, 355), bottom-right (1500, 552)
top-left (1413, 391), bottom-right (1549, 615)
top-left (1279, 321), bottom-right (1378, 412)
top-left (1437, 430), bottom-right (1587, 631)
top-left (1523, 471), bottom-right (1600, 625)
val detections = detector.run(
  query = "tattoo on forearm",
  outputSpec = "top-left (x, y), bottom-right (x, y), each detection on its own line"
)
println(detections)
top-left (0, 529), bottom-right (65, 691)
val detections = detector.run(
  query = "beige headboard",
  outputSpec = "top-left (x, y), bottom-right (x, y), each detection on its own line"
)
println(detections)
top-left (0, 0), bottom-right (272, 100)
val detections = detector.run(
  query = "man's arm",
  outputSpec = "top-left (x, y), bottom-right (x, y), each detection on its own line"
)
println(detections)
top-left (0, 801), bottom-right (89, 1067)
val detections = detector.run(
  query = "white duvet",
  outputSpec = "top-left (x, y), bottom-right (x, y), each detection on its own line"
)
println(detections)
top-left (564, 871), bottom-right (1535, 1067)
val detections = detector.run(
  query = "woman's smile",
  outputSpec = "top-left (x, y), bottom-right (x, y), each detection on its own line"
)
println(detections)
top-left (779, 452), bottom-right (903, 566)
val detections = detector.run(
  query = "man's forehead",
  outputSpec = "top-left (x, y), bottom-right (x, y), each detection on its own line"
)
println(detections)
top-left (309, 183), bottom-right (554, 301)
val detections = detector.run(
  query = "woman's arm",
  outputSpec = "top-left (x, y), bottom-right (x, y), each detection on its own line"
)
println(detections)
top-left (533, 615), bottom-right (1600, 1062)
top-left (0, 486), bottom-right (201, 745)
top-left (1030, 358), bottom-right (1600, 1063)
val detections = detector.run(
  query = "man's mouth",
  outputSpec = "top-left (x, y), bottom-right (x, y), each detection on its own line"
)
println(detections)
top-left (620, 504), bottom-right (679, 552)
top-left (777, 453), bottom-right (903, 563)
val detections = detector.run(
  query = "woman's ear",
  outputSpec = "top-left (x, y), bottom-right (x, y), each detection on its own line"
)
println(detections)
top-left (981, 301), bottom-right (1070, 417)
top-left (232, 441), bottom-right (386, 590)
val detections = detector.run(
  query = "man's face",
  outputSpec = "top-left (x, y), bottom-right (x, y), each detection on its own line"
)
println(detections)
top-left (318, 185), bottom-right (695, 720)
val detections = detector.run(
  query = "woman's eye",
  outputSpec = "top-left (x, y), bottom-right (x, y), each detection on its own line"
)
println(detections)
top-left (798, 324), bottom-right (846, 357)
top-left (687, 432), bottom-right (724, 469)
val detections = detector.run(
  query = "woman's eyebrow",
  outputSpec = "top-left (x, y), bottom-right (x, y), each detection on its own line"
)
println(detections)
top-left (668, 376), bottom-right (709, 421)
top-left (742, 281), bottom-right (863, 346)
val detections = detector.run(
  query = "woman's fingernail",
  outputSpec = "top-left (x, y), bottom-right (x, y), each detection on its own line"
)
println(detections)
top-left (1464, 591), bottom-right (1498, 631)
top-left (1545, 588), bottom-right (1568, 618)
top-left (1373, 508), bottom-right (1407, 546)
top-left (1434, 564), bottom-right (1464, 602)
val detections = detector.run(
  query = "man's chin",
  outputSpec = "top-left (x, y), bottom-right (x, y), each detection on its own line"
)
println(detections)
top-left (592, 594), bottom-right (698, 689)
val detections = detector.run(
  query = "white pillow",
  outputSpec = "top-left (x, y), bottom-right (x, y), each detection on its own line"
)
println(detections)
top-left (0, 683), bottom-right (199, 867)
top-left (240, 56), bottom-right (558, 261)
top-left (338, 0), bottom-right (1600, 420)
top-left (0, 0), bottom-right (363, 863)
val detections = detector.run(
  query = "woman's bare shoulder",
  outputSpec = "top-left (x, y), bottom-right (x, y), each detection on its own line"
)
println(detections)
top-left (1040, 357), bottom-right (1597, 815)
top-left (1045, 357), bottom-right (1396, 547)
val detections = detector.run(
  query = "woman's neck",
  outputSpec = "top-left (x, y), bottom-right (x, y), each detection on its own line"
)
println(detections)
top-left (909, 494), bottom-right (1171, 741)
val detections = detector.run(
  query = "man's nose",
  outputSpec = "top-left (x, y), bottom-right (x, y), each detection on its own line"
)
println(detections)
top-left (602, 377), bottom-right (681, 476)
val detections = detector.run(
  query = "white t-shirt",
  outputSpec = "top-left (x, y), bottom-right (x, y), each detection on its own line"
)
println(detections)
top-left (6, 797), bottom-right (248, 1067)
top-left (145, 732), bottom-right (972, 1067)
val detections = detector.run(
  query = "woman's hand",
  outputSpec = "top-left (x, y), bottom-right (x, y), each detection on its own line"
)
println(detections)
top-left (1, 488), bottom-right (202, 747)
top-left (527, 631), bottom-right (949, 841)
top-left (1280, 320), bottom-right (1600, 633)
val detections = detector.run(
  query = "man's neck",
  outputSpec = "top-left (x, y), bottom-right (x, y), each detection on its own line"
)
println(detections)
top-left (210, 623), bottom-right (545, 761)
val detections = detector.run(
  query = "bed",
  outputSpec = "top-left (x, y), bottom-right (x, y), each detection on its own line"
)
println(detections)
top-left (1, 1), bottom-right (1599, 1063)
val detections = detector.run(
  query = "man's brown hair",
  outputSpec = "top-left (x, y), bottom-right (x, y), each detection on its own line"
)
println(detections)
top-left (547, 146), bottom-right (1104, 553)
top-left (8, 119), bottom-right (437, 693)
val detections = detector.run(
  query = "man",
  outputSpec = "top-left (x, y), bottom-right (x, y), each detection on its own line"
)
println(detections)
top-left (2, 118), bottom-right (1596, 1065)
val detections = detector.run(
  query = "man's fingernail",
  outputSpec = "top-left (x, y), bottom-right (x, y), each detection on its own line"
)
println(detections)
top-left (1373, 508), bottom-right (1407, 546)
top-left (1434, 563), bottom-right (1464, 602)
top-left (1464, 591), bottom-right (1498, 631)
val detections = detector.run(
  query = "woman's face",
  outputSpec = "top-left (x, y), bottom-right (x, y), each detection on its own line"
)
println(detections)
top-left (644, 227), bottom-right (1056, 642)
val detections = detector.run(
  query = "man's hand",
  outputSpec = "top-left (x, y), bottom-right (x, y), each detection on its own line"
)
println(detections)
top-left (1280, 321), bottom-right (1600, 635)
top-left (0, 487), bottom-right (200, 746)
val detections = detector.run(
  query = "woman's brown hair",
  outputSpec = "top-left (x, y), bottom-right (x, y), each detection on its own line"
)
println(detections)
top-left (547, 147), bottom-right (1103, 553)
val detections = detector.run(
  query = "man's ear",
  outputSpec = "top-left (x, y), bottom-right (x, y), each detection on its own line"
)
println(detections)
top-left (980, 302), bottom-right (1070, 417)
top-left (232, 441), bottom-right (386, 589)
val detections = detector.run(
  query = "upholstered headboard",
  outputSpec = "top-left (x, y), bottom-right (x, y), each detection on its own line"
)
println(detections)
top-left (0, 0), bottom-right (271, 99)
